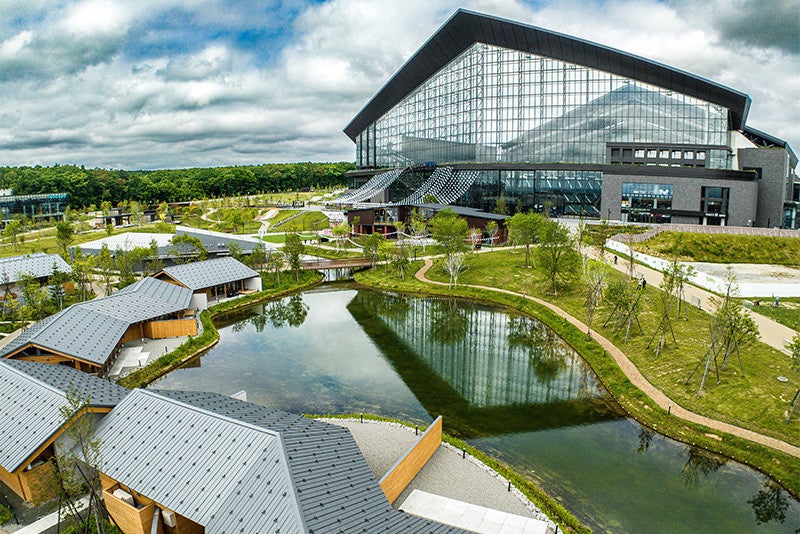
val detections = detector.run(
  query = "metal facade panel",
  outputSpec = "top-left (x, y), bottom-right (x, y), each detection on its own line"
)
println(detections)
top-left (161, 257), bottom-right (259, 291)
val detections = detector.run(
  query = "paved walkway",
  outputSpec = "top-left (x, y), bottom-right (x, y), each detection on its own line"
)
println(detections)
top-left (414, 259), bottom-right (800, 459)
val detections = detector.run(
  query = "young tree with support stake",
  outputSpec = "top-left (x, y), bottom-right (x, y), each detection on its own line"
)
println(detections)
top-left (685, 268), bottom-right (759, 396)
top-left (283, 233), bottom-right (305, 281)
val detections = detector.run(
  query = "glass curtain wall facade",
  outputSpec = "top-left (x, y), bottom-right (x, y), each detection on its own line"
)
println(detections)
top-left (356, 42), bottom-right (730, 169)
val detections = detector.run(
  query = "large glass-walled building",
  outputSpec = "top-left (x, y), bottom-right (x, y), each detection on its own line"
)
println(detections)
top-left (343, 10), bottom-right (798, 227)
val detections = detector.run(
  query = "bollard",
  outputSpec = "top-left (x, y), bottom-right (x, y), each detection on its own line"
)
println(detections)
top-left (415, 426), bottom-right (418, 436)
top-left (462, 449), bottom-right (466, 459)
top-left (668, 405), bottom-right (671, 415)
top-left (360, 413), bottom-right (363, 423)
top-left (507, 480), bottom-right (511, 492)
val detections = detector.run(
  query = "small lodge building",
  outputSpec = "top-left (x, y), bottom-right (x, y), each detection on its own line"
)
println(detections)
top-left (347, 203), bottom-right (509, 243)
top-left (0, 277), bottom-right (195, 375)
top-left (94, 389), bottom-right (462, 534)
top-left (0, 253), bottom-right (72, 297)
top-left (153, 256), bottom-right (262, 311)
top-left (0, 360), bottom-right (127, 503)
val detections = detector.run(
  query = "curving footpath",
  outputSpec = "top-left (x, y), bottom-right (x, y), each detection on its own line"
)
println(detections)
top-left (415, 258), bottom-right (800, 459)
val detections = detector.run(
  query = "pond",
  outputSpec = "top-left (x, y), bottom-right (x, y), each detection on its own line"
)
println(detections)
top-left (151, 286), bottom-right (800, 533)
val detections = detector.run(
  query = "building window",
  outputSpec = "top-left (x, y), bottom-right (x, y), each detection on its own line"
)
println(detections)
top-left (621, 182), bottom-right (673, 223)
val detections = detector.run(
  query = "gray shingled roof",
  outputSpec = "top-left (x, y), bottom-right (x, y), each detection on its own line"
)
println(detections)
top-left (0, 278), bottom-right (192, 366)
top-left (159, 257), bottom-right (259, 291)
top-left (0, 360), bottom-right (126, 473)
top-left (0, 253), bottom-right (71, 284)
top-left (149, 390), bottom-right (465, 533)
top-left (96, 390), bottom-right (463, 533)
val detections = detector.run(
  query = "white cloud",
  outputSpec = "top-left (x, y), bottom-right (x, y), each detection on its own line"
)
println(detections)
top-left (0, 0), bottom-right (797, 170)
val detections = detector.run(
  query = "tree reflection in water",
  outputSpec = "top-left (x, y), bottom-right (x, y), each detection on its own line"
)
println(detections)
top-left (232, 294), bottom-right (310, 333)
top-left (637, 427), bottom-right (654, 454)
top-left (680, 446), bottom-right (727, 487)
top-left (748, 481), bottom-right (791, 526)
top-left (508, 315), bottom-right (567, 383)
top-left (429, 299), bottom-right (468, 344)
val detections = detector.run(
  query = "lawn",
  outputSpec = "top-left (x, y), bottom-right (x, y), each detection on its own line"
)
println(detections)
top-left (422, 249), bottom-right (800, 447)
top-left (270, 210), bottom-right (329, 232)
top-left (632, 231), bottom-right (800, 265)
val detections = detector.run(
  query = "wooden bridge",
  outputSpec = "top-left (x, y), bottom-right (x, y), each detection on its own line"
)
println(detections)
top-left (301, 257), bottom-right (374, 270)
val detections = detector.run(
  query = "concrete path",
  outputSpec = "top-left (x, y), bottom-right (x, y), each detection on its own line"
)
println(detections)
top-left (596, 247), bottom-right (798, 353)
top-left (401, 490), bottom-right (549, 534)
top-left (414, 259), bottom-right (800, 459)
top-left (1, 497), bottom-right (88, 534)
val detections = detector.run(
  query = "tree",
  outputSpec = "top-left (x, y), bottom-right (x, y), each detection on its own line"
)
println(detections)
top-left (507, 211), bottom-right (542, 266)
top-left (686, 268), bottom-right (759, 395)
top-left (359, 232), bottom-right (384, 267)
top-left (786, 333), bottom-right (800, 372)
top-left (169, 234), bottom-right (208, 263)
top-left (247, 241), bottom-right (268, 272)
top-left (604, 278), bottom-right (644, 342)
top-left (584, 262), bottom-right (608, 335)
top-left (384, 241), bottom-right (410, 280)
top-left (429, 209), bottom-right (469, 288)
top-left (264, 249), bottom-right (284, 284)
top-left (55, 387), bottom-right (111, 534)
top-left (536, 220), bottom-right (581, 296)
top-left (97, 243), bottom-right (115, 296)
top-left (409, 209), bottom-right (428, 249)
top-left (283, 233), bottom-right (305, 281)
top-left (3, 219), bottom-right (23, 251)
top-left (494, 196), bottom-right (508, 215)
top-left (49, 261), bottom-right (70, 311)
top-left (227, 242), bottom-right (245, 263)
top-left (331, 221), bottom-right (351, 249)
top-left (99, 200), bottom-right (112, 217)
top-left (129, 200), bottom-right (143, 226)
top-left (55, 221), bottom-right (75, 257)
top-left (19, 274), bottom-right (49, 321)
top-left (70, 248), bottom-right (96, 301)
top-left (484, 220), bottom-right (498, 247)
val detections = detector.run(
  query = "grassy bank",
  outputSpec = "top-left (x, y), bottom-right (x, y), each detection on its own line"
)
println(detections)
top-left (118, 270), bottom-right (323, 388)
top-left (354, 255), bottom-right (800, 498)
top-left (312, 413), bottom-right (589, 534)
top-left (632, 231), bottom-right (800, 265)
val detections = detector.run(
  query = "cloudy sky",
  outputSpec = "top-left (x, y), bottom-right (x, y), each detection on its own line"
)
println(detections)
top-left (1, 0), bottom-right (798, 170)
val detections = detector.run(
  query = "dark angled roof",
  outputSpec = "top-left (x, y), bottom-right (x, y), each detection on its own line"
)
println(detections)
top-left (344, 9), bottom-right (751, 140)
top-left (0, 360), bottom-right (126, 473)
top-left (158, 256), bottom-right (259, 291)
top-left (0, 253), bottom-right (71, 284)
top-left (412, 203), bottom-right (508, 221)
top-left (742, 126), bottom-right (798, 169)
top-left (0, 278), bottom-right (192, 366)
top-left (97, 389), bottom-right (464, 533)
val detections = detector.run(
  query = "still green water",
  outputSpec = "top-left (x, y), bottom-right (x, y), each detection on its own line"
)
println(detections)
top-left (152, 286), bottom-right (800, 533)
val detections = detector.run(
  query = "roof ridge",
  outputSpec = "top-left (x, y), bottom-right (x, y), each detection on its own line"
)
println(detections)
top-left (134, 389), bottom-right (283, 439)
top-left (0, 360), bottom-right (70, 398)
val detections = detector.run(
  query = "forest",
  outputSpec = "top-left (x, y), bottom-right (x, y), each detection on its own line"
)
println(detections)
top-left (0, 162), bottom-right (355, 208)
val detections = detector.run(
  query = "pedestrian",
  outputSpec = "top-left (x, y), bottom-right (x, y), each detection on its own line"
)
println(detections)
top-left (613, 255), bottom-right (618, 265)
top-left (775, 296), bottom-right (780, 307)
top-left (642, 277), bottom-right (647, 289)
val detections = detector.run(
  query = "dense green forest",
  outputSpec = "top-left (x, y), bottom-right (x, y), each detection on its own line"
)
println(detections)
top-left (0, 162), bottom-right (355, 208)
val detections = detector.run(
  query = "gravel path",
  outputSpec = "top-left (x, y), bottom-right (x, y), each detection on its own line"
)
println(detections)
top-left (415, 258), bottom-right (800, 459)
top-left (324, 418), bottom-right (550, 521)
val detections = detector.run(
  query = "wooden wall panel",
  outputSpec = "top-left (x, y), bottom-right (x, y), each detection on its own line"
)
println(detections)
top-left (143, 318), bottom-right (197, 339)
top-left (379, 416), bottom-right (442, 504)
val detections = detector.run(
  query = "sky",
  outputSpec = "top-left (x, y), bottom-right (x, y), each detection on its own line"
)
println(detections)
top-left (0, 0), bottom-right (798, 170)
